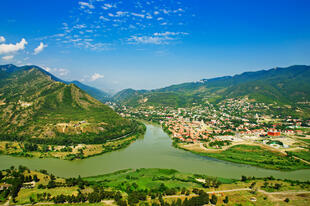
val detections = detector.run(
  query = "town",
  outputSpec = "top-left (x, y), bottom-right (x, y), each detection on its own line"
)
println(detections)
top-left (112, 97), bottom-right (310, 169)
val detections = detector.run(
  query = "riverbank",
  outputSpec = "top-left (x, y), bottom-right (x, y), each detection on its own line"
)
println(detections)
top-left (176, 142), bottom-right (310, 171)
top-left (1, 123), bottom-right (310, 180)
top-left (161, 124), bottom-right (310, 171)
top-left (0, 123), bottom-right (146, 161)
top-left (1, 167), bottom-right (310, 206)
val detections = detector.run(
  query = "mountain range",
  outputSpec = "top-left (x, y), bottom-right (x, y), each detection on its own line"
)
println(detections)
top-left (113, 65), bottom-right (310, 117)
top-left (0, 64), bottom-right (136, 144)
top-left (1, 64), bottom-right (309, 142)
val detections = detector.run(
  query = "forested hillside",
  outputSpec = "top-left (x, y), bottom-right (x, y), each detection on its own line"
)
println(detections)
top-left (0, 65), bottom-right (138, 145)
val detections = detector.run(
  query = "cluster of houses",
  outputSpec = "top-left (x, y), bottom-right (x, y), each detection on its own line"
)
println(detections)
top-left (164, 117), bottom-right (304, 144)
top-left (117, 97), bottom-right (307, 145)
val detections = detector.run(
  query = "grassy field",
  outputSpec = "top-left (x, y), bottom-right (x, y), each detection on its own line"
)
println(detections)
top-left (178, 143), bottom-right (310, 170)
top-left (85, 168), bottom-right (212, 191)
top-left (16, 186), bottom-right (79, 204)
top-left (299, 138), bottom-right (310, 144)
top-left (1, 167), bottom-right (310, 206)
top-left (0, 126), bottom-right (145, 160)
top-left (288, 150), bottom-right (310, 162)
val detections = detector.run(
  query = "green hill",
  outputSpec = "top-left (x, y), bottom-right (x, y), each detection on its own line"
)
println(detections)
top-left (0, 65), bottom-right (137, 145)
top-left (67, 80), bottom-right (110, 102)
top-left (113, 65), bottom-right (310, 116)
top-left (0, 64), bottom-right (111, 103)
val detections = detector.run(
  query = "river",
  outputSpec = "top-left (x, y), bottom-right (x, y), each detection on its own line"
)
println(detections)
top-left (0, 124), bottom-right (309, 180)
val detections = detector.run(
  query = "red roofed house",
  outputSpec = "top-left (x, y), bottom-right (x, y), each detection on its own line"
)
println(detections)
top-left (267, 129), bottom-right (281, 136)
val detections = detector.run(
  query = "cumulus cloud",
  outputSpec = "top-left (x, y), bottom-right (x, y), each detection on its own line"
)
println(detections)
top-left (34, 42), bottom-right (47, 55)
top-left (0, 38), bottom-right (27, 55)
top-left (0, 36), bottom-right (5, 43)
top-left (90, 73), bottom-right (104, 81)
top-left (2, 55), bottom-right (13, 60)
top-left (42, 66), bottom-right (69, 76)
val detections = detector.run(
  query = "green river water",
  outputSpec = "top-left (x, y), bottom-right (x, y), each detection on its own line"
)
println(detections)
top-left (0, 124), bottom-right (309, 180)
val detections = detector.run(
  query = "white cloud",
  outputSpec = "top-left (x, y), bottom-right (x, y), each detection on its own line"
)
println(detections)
top-left (154, 31), bottom-right (188, 36)
top-left (34, 42), bottom-right (47, 55)
top-left (73, 24), bottom-right (86, 29)
top-left (131, 13), bottom-right (145, 18)
top-left (128, 32), bottom-right (188, 45)
top-left (79, 1), bottom-right (94, 9)
top-left (2, 55), bottom-right (13, 60)
top-left (57, 68), bottom-right (69, 76)
top-left (0, 36), bottom-right (5, 43)
top-left (115, 11), bottom-right (128, 17)
top-left (90, 73), bottom-right (104, 81)
top-left (99, 16), bottom-right (110, 21)
top-left (102, 3), bottom-right (115, 10)
top-left (52, 0), bottom-right (191, 50)
top-left (42, 66), bottom-right (69, 77)
top-left (128, 36), bottom-right (165, 45)
top-left (104, 3), bottom-right (113, 8)
top-left (146, 14), bottom-right (153, 19)
top-left (0, 38), bottom-right (27, 55)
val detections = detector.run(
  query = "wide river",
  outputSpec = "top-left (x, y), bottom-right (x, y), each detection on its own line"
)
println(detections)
top-left (0, 124), bottom-right (309, 180)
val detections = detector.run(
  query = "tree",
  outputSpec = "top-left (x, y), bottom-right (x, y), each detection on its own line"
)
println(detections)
top-left (250, 182), bottom-right (256, 189)
top-left (114, 191), bottom-right (122, 202)
top-left (210, 194), bottom-right (217, 205)
top-left (33, 174), bottom-right (39, 182)
top-left (176, 198), bottom-right (182, 206)
top-left (50, 174), bottom-right (56, 181)
top-left (223, 196), bottom-right (229, 204)
top-left (241, 175), bottom-right (247, 182)
top-left (47, 180), bottom-right (56, 189)
top-left (29, 196), bottom-right (36, 204)
top-left (198, 190), bottom-right (209, 204)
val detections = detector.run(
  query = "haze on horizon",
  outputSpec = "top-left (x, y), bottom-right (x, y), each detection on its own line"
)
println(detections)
top-left (0, 0), bottom-right (310, 93)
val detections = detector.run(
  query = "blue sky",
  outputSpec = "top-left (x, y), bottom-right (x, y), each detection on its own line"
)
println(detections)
top-left (1, 0), bottom-right (310, 93)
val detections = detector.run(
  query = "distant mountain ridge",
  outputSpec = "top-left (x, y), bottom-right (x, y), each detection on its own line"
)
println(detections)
top-left (113, 65), bottom-right (310, 117)
top-left (0, 64), bottom-right (136, 144)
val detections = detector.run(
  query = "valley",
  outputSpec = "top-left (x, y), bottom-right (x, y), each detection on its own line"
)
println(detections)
top-left (1, 124), bottom-right (310, 180)
top-left (117, 97), bottom-right (310, 171)
top-left (0, 64), bottom-right (310, 205)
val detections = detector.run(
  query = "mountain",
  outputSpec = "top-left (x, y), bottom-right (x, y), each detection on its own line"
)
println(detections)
top-left (0, 64), bottom-right (110, 102)
top-left (67, 80), bottom-right (110, 102)
top-left (113, 89), bottom-right (148, 104)
top-left (113, 65), bottom-right (310, 116)
top-left (0, 65), bottom-right (137, 144)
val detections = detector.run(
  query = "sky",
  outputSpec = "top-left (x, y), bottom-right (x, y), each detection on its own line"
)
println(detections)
top-left (0, 0), bottom-right (310, 93)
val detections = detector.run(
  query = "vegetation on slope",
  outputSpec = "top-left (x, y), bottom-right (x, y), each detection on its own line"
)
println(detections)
top-left (68, 80), bottom-right (110, 102)
top-left (0, 65), bottom-right (139, 145)
top-left (113, 65), bottom-right (310, 117)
